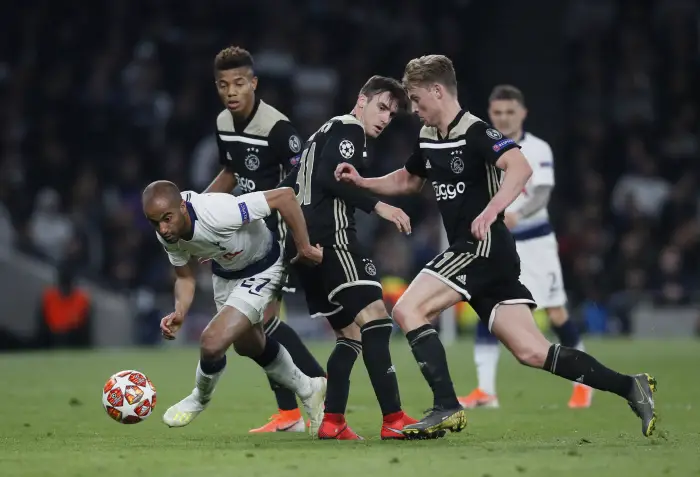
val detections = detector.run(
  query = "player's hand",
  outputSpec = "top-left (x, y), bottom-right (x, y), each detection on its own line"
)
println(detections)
top-left (160, 311), bottom-right (184, 340)
top-left (471, 206), bottom-right (498, 241)
top-left (503, 212), bottom-right (519, 230)
top-left (291, 243), bottom-right (323, 266)
top-left (374, 202), bottom-right (411, 235)
top-left (335, 162), bottom-right (363, 185)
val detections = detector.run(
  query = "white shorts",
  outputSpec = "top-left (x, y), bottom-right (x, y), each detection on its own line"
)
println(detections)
top-left (515, 233), bottom-right (567, 309)
top-left (211, 255), bottom-right (284, 325)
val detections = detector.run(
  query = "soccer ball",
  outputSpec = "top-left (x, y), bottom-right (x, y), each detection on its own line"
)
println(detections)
top-left (102, 370), bottom-right (157, 424)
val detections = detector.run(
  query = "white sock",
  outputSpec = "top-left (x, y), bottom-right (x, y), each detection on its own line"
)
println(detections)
top-left (194, 361), bottom-right (225, 404)
top-left (474, 343), bottom-right (500, 396)
top-left (263, 345), bottom-right (313, 399)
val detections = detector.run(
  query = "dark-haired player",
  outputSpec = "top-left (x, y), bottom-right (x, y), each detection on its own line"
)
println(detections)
top-left (336, 55), bottom-right (657, 439)
top-left (206, 46), bottom-right (326, 434)
top-left (281, 76), bottom-right (426, 440)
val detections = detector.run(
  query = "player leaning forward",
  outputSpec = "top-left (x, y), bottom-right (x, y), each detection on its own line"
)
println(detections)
top-left (142, 180), bottom-right (326, 432)
top-left (336, 55), bottom-right (657, 438)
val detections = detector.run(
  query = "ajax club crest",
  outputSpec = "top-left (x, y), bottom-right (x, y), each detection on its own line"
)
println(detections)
top-left (245, 147), bottom-right (260, 171)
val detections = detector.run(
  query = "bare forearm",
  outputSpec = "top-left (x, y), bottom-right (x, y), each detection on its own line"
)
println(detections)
top-left (174, 277), bottom-right (196, 317)
top-left (204, 168), bottom-right (237, 194)
top-left (278, 201), bottom-right (311, 248)
top-left (265, 188), bottom-right (312, 248)
top-left (359, 169), bottom-right (423, 196)
top-left (488, 163), bottom-right (532, 215)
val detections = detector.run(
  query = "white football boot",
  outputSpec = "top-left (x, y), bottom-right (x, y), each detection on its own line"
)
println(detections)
top-left (162, 391), bottom-right (207, 428)
top-left (300, 376), bottom-right (326, 436)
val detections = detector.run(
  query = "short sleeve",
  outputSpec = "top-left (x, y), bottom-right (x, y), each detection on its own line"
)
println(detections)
top-left (269, 120), bottom-right (304, 173)
top-left (321, 122), bottom-right (366, 167)
top-left (316, 121), bottom-right (379, 213)
top-left (527, 142), bottom-right (555, 187)
top-left (193, 192), bottom-right (272, 233)
top-left (158, 237), bottom-right (191, 267)
top-left (466, 122), bottom-right (521, 165)
top-left (404, 139), bottom-right (428, 178)
top-left (234, 191), bottom-right (272, 225)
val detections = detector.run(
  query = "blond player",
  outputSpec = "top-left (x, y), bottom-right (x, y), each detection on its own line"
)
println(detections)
top-left (459, 85), bottom-right (593, 409)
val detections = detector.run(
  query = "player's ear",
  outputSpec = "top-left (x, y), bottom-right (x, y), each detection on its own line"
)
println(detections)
top-left (433, 84), bottom-right (443, 99)
top-left (357, 94), bottom-right (368, 109)
top-left (521, 106), bottom-right (528, 121)
top-left (251, 75), bottom-right (258, 91)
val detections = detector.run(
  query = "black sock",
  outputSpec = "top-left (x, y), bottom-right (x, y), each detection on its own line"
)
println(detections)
top-left (406, 324), bottom-right (460, 410)
top-left (251, 337), bottom-right (280, 368)
top-left (543, 344), bottom-right (633, 398)
top-left (360, 318), bottom-right (402, 416)
top-left (325, 337), bottom-right (362, 414)
top-left (266, 378), bottom-right (298, 411)
top-left (264, 317), bottom-right (326, 411)
top-left (200, 355), bottom-right (227, 374)
top-left (551, 320), bottom-right (581, 348)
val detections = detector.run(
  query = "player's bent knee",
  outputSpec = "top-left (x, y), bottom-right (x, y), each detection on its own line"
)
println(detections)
top-left (200, 328), bottom-right (227, 360)
top-left (392, 299), bottom-right (430, 332)
top-left (335, 322), bottom-right (361, 341)
top-left (354, 299), bottom-right (389, 326)
top-left (232, 326), bottom-right (265, 357)
top-left (513, 344), bottom-right (549, 368)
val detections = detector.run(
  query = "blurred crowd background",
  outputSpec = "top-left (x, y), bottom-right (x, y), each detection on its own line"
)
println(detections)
top-left (0, 0), bottom-right (698, 346)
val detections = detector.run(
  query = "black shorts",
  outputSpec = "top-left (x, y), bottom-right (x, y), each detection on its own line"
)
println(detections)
top-left (294, 245), bottom-right (383, 330)
top-left (422, 225), bottom-right (535, 330)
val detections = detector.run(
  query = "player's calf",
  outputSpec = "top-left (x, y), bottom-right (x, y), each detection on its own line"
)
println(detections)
top-left (393, 275), bottom-right (462, 413)
top-left (164, 305), bottom-right (258, 428)
top-left (198, 305), bottom-right (258, 402)
top-left (492, 303), bottom-right (657, 436)
top-left (253, 301), bottom-right (326, 431)
top-left (544, 306), bottom-right (593, 408)
top-left (354, 299), bottom-right (403, 417)
top-left (324, 326), bottom-right (362, 418)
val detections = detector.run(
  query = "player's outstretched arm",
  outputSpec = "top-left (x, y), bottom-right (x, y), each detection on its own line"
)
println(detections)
top-left (323, 163), bottom-right (412, 234)
top-left (161, 264), bottom-right (196, 340)
top-left (263, 187), bottom-right (322, 265)
top-left (335, 163), bottom-right (425, 196)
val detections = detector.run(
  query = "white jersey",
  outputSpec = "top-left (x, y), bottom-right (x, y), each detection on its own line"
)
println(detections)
top-left (507, 132), bottom-right (555, 236)
top-left (157, 191), bottom-right (275, 273)
top-left (505, 132), bottom-right (566, 308)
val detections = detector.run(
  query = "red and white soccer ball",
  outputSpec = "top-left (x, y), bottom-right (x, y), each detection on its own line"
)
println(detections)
top-left (102, 370), bottom-right (157, 424)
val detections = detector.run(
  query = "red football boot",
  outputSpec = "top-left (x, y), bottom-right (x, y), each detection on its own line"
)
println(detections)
top-left (381, 411), bottom-right (419, 440)
top-left (318, 413), bottom-right (364, 440)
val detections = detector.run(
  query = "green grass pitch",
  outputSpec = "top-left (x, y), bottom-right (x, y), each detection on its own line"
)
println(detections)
top-left (1, 338), bottom-right (699, 476)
